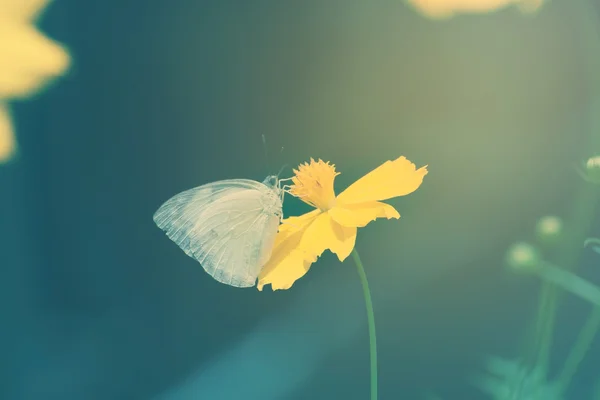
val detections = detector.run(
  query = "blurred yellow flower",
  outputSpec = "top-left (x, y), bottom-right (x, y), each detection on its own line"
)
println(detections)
top-left (0, 0), bottom-right (70, 162)
top-left (406, 0), bottom-right (546, 19)
top-left (257, 156), bottom-right (428, 291)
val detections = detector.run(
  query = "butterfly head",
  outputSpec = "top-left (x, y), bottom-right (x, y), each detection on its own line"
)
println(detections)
top-left (262, 175), bottom-right (279, 188)
top-left (265, 165), bottom-right (290, 195)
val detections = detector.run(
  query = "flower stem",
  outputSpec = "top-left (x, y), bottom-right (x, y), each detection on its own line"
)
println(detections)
top-left (524, 259), bottom-right (600, 393)
top-left (352, 248), bottom-right (378, 400)
top-left (556, 306), bottom-right (600, 394)
top-left (527, 0), bottom-right (600, 379)
top-left (532, 283), bottom-right (555, 375)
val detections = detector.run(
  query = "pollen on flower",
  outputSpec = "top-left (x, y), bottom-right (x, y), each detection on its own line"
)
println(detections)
top-left (289, 158), bottom-right (339, 211)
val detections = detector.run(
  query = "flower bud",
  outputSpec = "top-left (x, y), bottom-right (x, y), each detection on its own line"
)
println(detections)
top-left (585, 156), bottom-right (600, 183)
top-left (535, 216), bottom-right (562, 246)
top-left (505, 242), bottom-right (540, 273)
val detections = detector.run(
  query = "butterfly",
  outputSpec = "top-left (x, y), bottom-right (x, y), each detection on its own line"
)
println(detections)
top-left (153, 175), bottom-right (287, 288)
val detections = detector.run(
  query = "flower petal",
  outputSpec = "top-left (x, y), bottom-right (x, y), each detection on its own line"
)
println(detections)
top-left (406, 0), bottom-right (546, 20)
top-left (257, 208), bottom-right (359, 290)
top-left (0, 20), bottom-right (70, 99)
top-left (257, 210), bottom-right (321, 291)
top-left (257, 248), bottom-right (317, 291)
top-left (336, 156), bottom-right (428, 204)
top-left (0, 103), bottom-right (16, 162)
top-left (277, 209), bottom-right (322, 238)
top-left (0, 0), bottom-right (50, 21)
top-left (301, 212), bottom-right (357, 262)
top-left (329, 201), bottom-right (400, 228)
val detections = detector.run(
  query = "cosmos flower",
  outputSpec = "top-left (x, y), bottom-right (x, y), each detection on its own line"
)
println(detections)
top-left (257, 156), bottom-right (428, 291)
top-left (0, 0), bottom-right (70, 162)
top-left (405, 0), bottom-right (546, 19)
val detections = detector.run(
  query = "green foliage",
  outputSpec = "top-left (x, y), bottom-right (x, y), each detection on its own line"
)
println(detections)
top-left (470, 356), bottom-right (563, 400)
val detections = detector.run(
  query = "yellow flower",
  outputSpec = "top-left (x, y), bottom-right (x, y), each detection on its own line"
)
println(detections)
top-left (406, 0), bottom-right (546, 19)
top-left (0, 0), bottom-right (70, 162)
top-left (257, 156), bottom-right (428, 291)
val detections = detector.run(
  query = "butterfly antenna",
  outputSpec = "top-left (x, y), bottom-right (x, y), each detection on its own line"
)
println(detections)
top-left (261, 134), bottom-right (272, 175)
top-left (276, 164), bottom-right (289, 179)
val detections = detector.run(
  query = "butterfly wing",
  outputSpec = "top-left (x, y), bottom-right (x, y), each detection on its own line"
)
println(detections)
top-left (153, 179), bottom-right (282, 287)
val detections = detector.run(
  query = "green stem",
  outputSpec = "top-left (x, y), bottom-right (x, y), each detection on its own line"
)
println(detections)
top-left (556, 306), bottom-right (600, 394)
top-left (528, 260), bottom-right (600, 394)
top-left (532, 283), bottom-right (555, 375)
top-left (536, 261), bottom-right (600, 306)
top-left (528, 0), bottom-right (600, 377)
top-left (531, 184), bottom-right (600, 375)
top-left (352, 248), bottom-right (378, 400)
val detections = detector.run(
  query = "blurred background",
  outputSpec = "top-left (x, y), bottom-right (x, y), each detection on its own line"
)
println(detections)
top-left (2, 0), bottom-right (600, 398)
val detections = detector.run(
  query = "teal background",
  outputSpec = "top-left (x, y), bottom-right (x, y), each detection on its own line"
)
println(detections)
top-left (1, 0), bottom-right (600, 399)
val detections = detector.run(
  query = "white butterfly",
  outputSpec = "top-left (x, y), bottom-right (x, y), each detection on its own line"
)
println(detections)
top-left (153, 175), bottom-right (287, 288)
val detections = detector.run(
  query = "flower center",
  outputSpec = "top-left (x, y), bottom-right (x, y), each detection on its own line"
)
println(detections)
top-left (289, 158), bottom-right (339, 211)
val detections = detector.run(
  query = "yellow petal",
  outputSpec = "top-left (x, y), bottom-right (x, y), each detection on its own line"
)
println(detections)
top-left (257, 210), bottom-right (358, 290)
top-left (0, 20), bottom-right (70, 99)
top-left (0, 103), bottom-right (16, 162)
top-left (336, 156), bottom-right (428, 205)
top-left (328, 201), bottom-right (400, 228)
top-left (301, 212), bottom-right (357, 262)
top-left (277, 209), bottom-right (321, 237)
top-left (405, 0), bottom-right (545, 19)
top-left (257, 210), bottom-right (321, 291)
top-left (0, 0), bottom-right (50, 21)
top-left (257, 248), bottom-right (317, 291)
